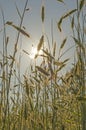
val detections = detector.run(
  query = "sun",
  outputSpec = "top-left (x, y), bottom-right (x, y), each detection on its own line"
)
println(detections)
top-left (29, 46), bottom-right (42, 59)
top-left (29, 47), bottom-right (37, 59)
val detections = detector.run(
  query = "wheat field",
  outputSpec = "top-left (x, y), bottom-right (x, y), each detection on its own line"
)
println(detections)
top-left (0, 0), bottom-right (86, 130)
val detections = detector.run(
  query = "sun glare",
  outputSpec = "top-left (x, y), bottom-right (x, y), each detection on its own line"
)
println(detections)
top-left (29, 47), bottom-right (37, 59)
top-left (29, 47), bottom-right (42, 59)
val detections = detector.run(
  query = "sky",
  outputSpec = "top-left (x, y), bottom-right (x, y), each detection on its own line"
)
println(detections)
top-left (0, 0), bottom-right (78, 75)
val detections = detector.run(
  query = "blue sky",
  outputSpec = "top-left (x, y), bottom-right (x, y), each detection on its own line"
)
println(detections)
top-left (0, 0), bottom-right (77, 74)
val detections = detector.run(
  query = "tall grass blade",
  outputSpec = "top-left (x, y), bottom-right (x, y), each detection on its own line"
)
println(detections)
top-left (60, 37), bottom-right (67, 49)
top-left (53, 42), bottom-right (56, 57)
top-left (15, 3), bottom-right (22, 19)
top-left (63, 58), bottom-right (69, 64)
top-left (57, 9), bottom-right (77, 31)
top-left (23, 49), bottom-right (30, 56)
top-left (6, 22), bottom-right (30, 38)
top-left (6, 37), bottom-right (9, 45)
top-left (54, 61), bottom-right (63, 66)
top-left (42, 49), bottom-right (54, 59)
top-left (36, 66), bottom-right (49, 76)
top-left (62, 9), bottom-right (77, 19)
top-left (57, 18), bottom-right (63, 32)
top-left (37, 35), bottom-right (44, 51)
top-left (72, 37), bottom-right (85, 53)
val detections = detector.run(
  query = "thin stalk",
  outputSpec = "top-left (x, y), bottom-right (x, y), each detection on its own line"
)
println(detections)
top-left (9, 0), bottom-right (29, 85)
top-left (1, 8), bottom-right (10, 130)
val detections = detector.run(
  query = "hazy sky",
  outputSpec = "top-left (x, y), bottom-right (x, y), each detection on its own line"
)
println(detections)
top-left (0, 0), bottom-right (77, 74)
top-left (0, 0), bottom-right (76, 43)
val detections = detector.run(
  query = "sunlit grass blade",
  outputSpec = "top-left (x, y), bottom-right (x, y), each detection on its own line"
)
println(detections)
top-left (53, 42), bottom-right (56, 57)
top-left (54, 58), bottom-right (69, 67)
top-left (60, 37), bottom-right (67, 49)
top-left (37, 35), bottom-right (44, 51)
top-left (62, 58), bottom-right (69, 64)
top-left (56, 64), bottom-right (66, 72)
top-left (36, 66), bottom-right (49, 76)
top-left (54, 60), bottom-right (63, 66)
top-left (42, 49), bottom-right (54, 59)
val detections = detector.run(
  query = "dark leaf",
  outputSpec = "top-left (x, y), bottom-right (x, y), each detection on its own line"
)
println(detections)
top-left (41, 6), bottom-right (45, 22)
top-left (57, 18), bottom-right (63, 32)
top-left (26, 8), bottom-right (30, 11)
top-left (6, 21), bottom-right (13, 25)
top-left (71, 15), bottom-right (74, 29)
top-left (60, 37), bottom-right (67, 49)
top-left (79, 0), bottom-right (85, 10)
top-left (23, 49), bottom-right (30, 55)
top-left (77, 96), bottom-right (86, 101)
top-left (62, 9), bottom-right (77, 19)
top-left (56, 0), bottom-right (64, 3)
